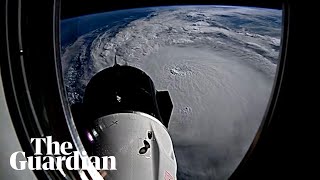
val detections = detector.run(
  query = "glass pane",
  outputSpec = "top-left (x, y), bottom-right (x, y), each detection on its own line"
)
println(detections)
top-left (61, 5), bottom-right (282, 179)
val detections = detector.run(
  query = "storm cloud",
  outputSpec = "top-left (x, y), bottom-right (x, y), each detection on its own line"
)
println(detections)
top-left (61, 6), bottom-right (281, 179)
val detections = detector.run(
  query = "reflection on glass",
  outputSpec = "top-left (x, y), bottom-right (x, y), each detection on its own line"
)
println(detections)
top-left (61, 5), bottom-right (282, 179)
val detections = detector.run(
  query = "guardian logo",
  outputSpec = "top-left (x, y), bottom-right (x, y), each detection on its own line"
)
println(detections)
top-left (9, 136), bottom-right (116, 171)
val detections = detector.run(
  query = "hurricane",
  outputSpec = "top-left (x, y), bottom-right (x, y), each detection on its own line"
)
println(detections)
top-left (61, 5), bottom-right (281, 179)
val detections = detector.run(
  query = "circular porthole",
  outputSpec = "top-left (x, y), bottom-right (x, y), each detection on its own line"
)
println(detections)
top-left (0, 1), bottom-right (291, 179)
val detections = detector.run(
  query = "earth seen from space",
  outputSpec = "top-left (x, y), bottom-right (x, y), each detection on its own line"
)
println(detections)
top-left (61, 5), bottom-right (281, 180)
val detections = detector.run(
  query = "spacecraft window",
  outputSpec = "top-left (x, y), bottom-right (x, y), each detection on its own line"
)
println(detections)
top-left (60, 4), bottom-right (284, 179)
